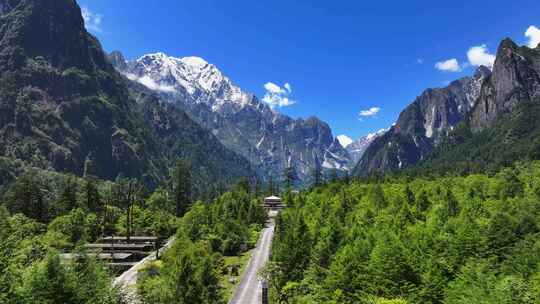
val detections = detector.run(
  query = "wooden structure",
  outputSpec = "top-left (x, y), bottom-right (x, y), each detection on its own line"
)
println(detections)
top-left (99, 236), bottom-right (157, 243)
top-left (83, 243), bottom-right (154, 256)
top-left (262, 196), bottom-right (286, 210)
top-left (62, 235), bottom-right (158, 274)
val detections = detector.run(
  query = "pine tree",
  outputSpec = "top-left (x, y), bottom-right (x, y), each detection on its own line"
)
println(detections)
top-left (445, 190), bottom-right (459, 217)
top-left (82, 177), bottom-right (101, 214)
top-left (4, 171), bottom-right (47, 222)
top-left (171, 159), bottom-right (192, 217)
top-left (404, 185), bottom-right (415, 205)
top-left (56, 175), bottom-right (78, 215)
top-left (284, 165), bottom-right (297, 192)
top-left (113, 178), bottom-right (143, 241)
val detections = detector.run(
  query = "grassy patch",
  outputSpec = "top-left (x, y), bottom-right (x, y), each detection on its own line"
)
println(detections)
top-left (221, 249), bottom-right (254, 301)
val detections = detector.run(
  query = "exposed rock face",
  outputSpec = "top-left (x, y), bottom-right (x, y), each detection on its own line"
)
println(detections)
top-left (355, 66), bottom-right (490, 175)
top-left (470, 39), bottom-right (540, 131)
top-left (0, 0), bottom-right (254, 190)
top-left (108, 51), bottom-right (128, 71)
top-left (109, 52), bottom-right (351, 181)
top-left (0, 0), bottom-right (15, 15)
top-left (346, 129), bottom-right (388, 164)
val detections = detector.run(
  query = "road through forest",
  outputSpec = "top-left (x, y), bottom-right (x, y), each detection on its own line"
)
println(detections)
top-left (229, 218), bottom-right (275, 304)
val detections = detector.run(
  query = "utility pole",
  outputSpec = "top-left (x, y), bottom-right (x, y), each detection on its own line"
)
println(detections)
top-left (262, 280), bottom-right (269, 304)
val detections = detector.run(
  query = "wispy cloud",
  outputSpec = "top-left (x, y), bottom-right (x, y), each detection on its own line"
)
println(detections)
top-left (467, 45), bottom-right (495, 68)
top-left (81, 7), bottom-right (102, 33)
top-left (435, 58), bottom-right (462, 72)
top-left (525, 25), bottom-right (540, 48)
top-left (262, 82), bottom-right (296, 108)
top-left (358, 106), bottom-right (381, 121)
top-left (124, 73), bottom-right (176, 93)
top-left (284, 83), bottom-right (292, 93)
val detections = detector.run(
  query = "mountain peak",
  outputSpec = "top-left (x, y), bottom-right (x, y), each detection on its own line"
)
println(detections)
top-left (346, 129), bottom-right (388, 164)
top-left (107, 50), bottom-right (128, 71)
top-left (137, 52), bottom-right (170, 62)
top-left (474, 65), bottom-right (492, 78)
top-left (122, 50), bottom-right (256, 112)
top-left (496, 38), bottom-right (520, 58)
top-left (499, 37), bottom-right (518, 49)
top-left (113, 50), bottom-right (352, 180)
top-left (180, 56), bottom-right (208, 67)
top-left (337, 135), bottom-right (353, 148)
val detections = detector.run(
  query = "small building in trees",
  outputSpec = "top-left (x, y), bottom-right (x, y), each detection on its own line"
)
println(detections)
top-left (262, 195), bottom-right (286, 210)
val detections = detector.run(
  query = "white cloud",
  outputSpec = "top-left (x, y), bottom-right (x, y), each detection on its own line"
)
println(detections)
top-left (417, 58), bottom-right (424, 64)
top-left (467, 45), bottom-right (496, 68)
top-left (262, 95), bottom-right (295, 108)
top-left (264, 82), bottom-right (285, 94)
top-left (525, 25), bottom-right (540, 48)
top-left (358, 107), bottom-right (381, 121)
top-left (124, 73), bottom-right (176, 93)
top-left (337, 135), bottom-right (353, 148)
top-left (435, 58), bottom-right (461, 72)
top-left (262, 82), bottom-right (296, 108)
top-left (81, 7), bottom-right (102, 33)
top-left (284, 83), bottom-right (292, 93)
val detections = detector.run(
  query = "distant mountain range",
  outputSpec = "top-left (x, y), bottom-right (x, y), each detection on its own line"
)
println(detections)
top-left (109, 51), bottom-right (353, 181)
top-left (343, 129), bottom-right (388, 164)
top-left (1, 0), bottom-right (538, 190)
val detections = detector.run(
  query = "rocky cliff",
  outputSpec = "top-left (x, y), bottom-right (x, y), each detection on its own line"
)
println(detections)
top-left (354, 66), bottom-right (490, 175)
top-left (470, 39), bottom-right (540, 131)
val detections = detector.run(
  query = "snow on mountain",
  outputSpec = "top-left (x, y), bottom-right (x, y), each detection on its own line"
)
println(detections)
top-left (109, 51), bottom-right (353, 182)
top-left (347, 128), bottom-right (388, 164)
top-left (337, 135), bottom-right (353, 148)
top-left (123, 52), bottom-right (254, 113)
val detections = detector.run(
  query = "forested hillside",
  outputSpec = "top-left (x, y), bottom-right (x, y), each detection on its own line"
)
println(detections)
top-left (266, 161), bottom-right (540, 303)
top-left (0, 164), bottom-right (266, 303)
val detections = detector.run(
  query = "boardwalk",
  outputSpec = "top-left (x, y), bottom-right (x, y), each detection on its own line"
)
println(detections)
top-left (229, 219), bottom-right (275, 304)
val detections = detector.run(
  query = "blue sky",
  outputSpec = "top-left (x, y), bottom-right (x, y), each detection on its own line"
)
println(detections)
top-left (78, 0), bottom-right (540, 140)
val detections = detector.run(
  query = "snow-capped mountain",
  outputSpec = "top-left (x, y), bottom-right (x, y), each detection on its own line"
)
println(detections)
top-left (345, 129), bottom-right (388, 164)
top-left (122, 52), bottom-right (256, 114)
top-left (109, 51), bottom-right (352, 182)
top-left (336, 135), bottom-right (353, 148)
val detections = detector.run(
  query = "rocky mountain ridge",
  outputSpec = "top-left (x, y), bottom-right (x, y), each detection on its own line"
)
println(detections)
top-left (110, 51), bottom-right (352, 181)
top-left (345, 129), bottom-right (388, 164)
top-left (354, 65), bottom-right (491, 175)
top-left (470, 39), bottom-right (540, 131)
top-left (411, 38), bottom-right (540, 175)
